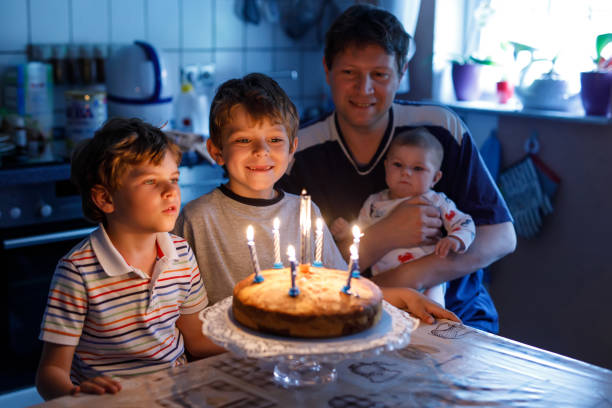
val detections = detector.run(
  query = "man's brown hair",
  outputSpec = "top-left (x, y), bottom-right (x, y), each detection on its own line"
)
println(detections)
top-left (324, 4), bottom-right (411, 74)
top-left (70, 117), bottom-right (182, 223)
top-left (209, 73), bottom-right (299, 149)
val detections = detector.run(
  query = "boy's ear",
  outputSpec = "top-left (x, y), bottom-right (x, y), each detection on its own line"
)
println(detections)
top-left (91, 185), bottom-right (115, 214)
top-left (289, 136), bottom-right (298, 154)
top-left (398, 61), bottom-right (409, 82)
top-left (206, 138), bottom-right (225, 166)
top-left (432, 170), bottom-right (443, 187)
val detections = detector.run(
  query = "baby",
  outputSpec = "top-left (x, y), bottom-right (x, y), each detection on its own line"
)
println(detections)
top-left (332, 127), bottom-right (475, 306)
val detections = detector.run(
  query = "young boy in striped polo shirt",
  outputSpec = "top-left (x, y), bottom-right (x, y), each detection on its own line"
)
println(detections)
top-left (36, 118), bottom-right (224, 400)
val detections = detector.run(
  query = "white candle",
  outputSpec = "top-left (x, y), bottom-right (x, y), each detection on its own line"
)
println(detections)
top-left (299, 190), bottom-right (312, 265)
top-left (352, 225), bottom-right (362, 246)
top-left (273, 217), bottom-right (282, 267)
top-left (246, 225), bottom-right (263, 282)
top-left (287, 245), bottom-right (299, 296)
top-left (314, 218), bottom-right (323, 266)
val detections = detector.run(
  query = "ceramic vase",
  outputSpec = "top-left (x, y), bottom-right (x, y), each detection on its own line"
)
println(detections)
top-left (580, 71), bottom-right (612, 116)
top-left (452, 62), bottom-right (481, 101)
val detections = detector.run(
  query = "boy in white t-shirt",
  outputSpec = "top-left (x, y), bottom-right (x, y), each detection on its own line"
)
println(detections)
top-left (332, 127), bottom-right (475, 306)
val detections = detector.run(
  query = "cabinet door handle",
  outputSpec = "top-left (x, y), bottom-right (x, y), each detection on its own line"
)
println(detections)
top-left (3, 227), bottom-right (96, 249)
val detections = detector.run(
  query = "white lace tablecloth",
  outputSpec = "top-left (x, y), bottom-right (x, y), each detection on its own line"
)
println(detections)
top-left (199, 297), bottom-right (419, 361)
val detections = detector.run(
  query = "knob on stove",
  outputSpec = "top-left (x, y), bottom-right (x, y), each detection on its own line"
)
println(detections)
top-left (39, 203), bottom-right (53, 218)
top-left (9, 207), bottom-right (21, 219)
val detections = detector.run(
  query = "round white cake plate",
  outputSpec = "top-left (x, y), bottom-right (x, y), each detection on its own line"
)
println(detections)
top-left (200, 297), bottom-right (419, 387)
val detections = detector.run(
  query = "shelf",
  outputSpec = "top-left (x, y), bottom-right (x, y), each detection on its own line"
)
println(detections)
top-left (437, 99), bottom-right (612, 125)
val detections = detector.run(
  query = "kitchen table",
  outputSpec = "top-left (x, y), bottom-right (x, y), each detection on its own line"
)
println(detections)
top-left (36, 319), bottom-right (612, 407)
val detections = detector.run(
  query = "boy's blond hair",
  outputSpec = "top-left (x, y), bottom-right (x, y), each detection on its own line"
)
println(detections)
top-left (390, 127), bottom-right (444, 170)
top-left (209, 73), bottom-right (299, 149)
top-left (71, 117), bottom-right (182, 223)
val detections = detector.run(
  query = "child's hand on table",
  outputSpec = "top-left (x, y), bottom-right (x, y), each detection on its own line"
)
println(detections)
top-left (71, 376), bottom-right (122, 396)
top-left (381, 287), bottom-right (461, 324)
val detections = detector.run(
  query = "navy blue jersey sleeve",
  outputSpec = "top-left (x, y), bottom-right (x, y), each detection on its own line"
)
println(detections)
top-left (425, 126), bottom-right (512, 226)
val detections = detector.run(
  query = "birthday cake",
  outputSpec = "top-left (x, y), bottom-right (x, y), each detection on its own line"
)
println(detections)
top-left (232, 265), bottom-right (383, 338)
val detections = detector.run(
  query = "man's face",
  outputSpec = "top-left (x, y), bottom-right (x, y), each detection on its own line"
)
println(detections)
top-left (324, 44), bottom-right (404, 135)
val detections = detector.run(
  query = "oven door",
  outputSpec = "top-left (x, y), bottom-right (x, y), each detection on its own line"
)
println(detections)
top-left (0, 221), bottom-right (96, 392)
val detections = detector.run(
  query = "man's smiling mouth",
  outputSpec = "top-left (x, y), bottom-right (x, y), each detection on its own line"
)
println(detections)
top-left (351, 101), bottom-right (375, 108)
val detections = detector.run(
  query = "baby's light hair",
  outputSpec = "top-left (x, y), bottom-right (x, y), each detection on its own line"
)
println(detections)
top-left (389, 127), bottom-right (444, 170)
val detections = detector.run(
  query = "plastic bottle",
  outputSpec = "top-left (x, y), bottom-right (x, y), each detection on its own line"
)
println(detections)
top-left (173, 82), bottom-right (208, 135)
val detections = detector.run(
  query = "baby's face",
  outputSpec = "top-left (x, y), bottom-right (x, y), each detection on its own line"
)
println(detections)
top-left (384, 145), bottom-right (442, 199)
top-left (209, 105), bottom-right (296, 199)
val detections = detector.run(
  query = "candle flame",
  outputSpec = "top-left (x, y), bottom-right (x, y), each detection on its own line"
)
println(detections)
top-left (287, 245), bottom-right (296, 260)
top-left (350, 244), bottom-right (358, 259)
top-left (301, 189), bottom-right (307, 195)
top-left (246, 225), bottom-right (254, 241)
top-left (352, 225), bottom-right (362, 239)
top-left (273, 217), bottom-right (280, 230)
top-left (316, 218), bottom-right (323, 231)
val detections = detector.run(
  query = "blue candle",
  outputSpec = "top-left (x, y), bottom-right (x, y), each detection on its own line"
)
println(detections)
top-left (287, 245), bottom-right (299, 297)
top-left (342, 244), bottom-right (359, 295)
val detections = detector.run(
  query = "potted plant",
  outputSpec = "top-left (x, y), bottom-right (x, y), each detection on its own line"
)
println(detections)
top-left (451, 56), bottom-right (494, 101)
top-left (580, 33), bottom-right (612, 116)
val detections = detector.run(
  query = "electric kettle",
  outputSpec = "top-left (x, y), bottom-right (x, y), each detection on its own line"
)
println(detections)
top-left (105, 41), bottom-right (174, 127)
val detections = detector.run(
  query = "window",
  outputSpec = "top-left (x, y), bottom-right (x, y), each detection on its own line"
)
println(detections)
top-left (434, 0), bottom-right (612, 100)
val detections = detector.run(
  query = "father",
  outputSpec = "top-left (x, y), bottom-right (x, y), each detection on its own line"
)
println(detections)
top-left (279, 4), bottom-right (516, 333)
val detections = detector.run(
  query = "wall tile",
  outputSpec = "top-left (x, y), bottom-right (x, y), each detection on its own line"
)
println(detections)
top-left (0, 0), bottom-right (28, 51)
top-left (110, 0), bottom-right (145, 43)
top-left (182, 51), bottom-right (214, 67)
top-left (274, 51), bottom-right (300, 99)
top-left (215, 0), bottom-right (243, 48)
top-left (30, 0), bottom-right (70, 44)
top-left (245, 20), bottom-right (274, 49)
top-left (245, 51), bottom-right (272, 75)
top-left (302, 50), bottom-right (326, 98)
top-left (72, 0), bottom-right (109, 43)
top-left (147, 0), bottom-right (180, 49)
top-left (162, 50), bottom-right (180, 98)
top-left (182, 0), bottom-right (213, 49)
top-left (273, 25), bottom-right (294, 48)
top-left (215, 51), bottom-right (243, 88)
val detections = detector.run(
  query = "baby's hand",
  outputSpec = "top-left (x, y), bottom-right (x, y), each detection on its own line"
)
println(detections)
top-left (434, 236), bottom-right (463, 258)
top-left (330, 217), bottom-right (351, 241)
top-left (71, 376), bottom-right (122, 396)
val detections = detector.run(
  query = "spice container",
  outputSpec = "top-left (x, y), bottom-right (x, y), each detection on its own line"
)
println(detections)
top-left (50, 44), bottom-right (68, 85)
top-left (93, 44), bottom-right (108, 84)
top-left (79, 44), bottom-right (96, 85)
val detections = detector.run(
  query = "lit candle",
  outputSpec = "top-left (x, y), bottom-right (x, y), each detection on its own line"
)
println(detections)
top-left (246, 225), bottom-right (263, 283)
top-left (299, 190), bottom-right (312, 266)
top-left (287, 245), bottom-right (299, 297)
top-left (342, 244), bottom-right (359, 295)
top-left (273, 217), bottom-right (282, 268)
top-left (313, 218), bottom-right (323, 267)
top-left (352, 225), bottom-right (362, 252)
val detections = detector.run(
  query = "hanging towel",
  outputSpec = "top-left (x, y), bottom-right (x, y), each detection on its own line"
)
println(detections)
top-left (498, 133), bottom-right (560, 238)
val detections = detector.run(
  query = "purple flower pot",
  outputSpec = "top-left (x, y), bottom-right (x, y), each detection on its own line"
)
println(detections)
top-left (580, 71), bottom-right (612, 116)
top-left (452, 63), bottom-right (481, 101)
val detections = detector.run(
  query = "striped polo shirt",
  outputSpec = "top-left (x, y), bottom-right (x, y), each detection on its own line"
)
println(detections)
top-left (39, 225), bottom-right (208, 383)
